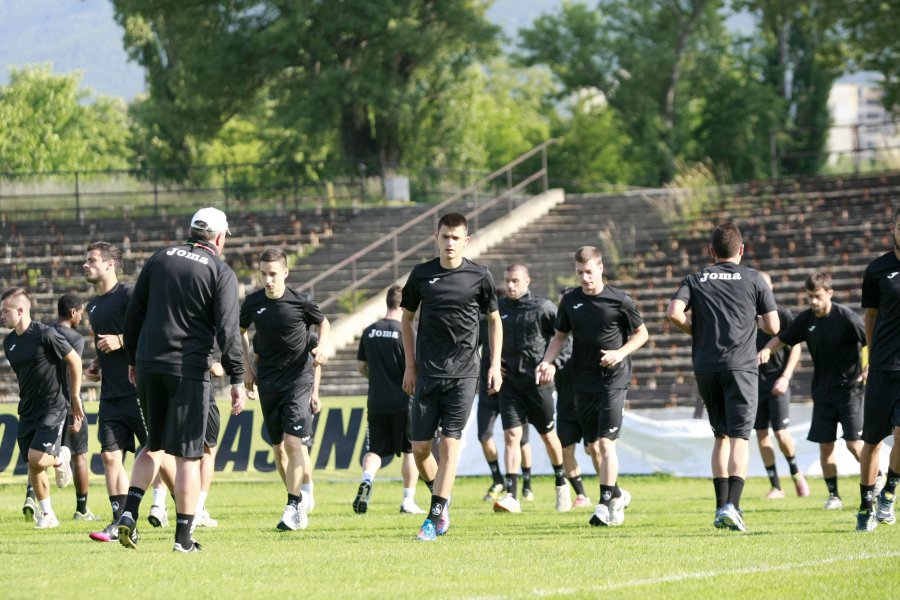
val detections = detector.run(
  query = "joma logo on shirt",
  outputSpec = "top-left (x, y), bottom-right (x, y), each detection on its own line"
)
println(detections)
top-left (368, 329), bottom-right (400, 339)
top-left (166, 247), bottom-right (210, 265)
top-left (699, 272), bottom-right (742, 282)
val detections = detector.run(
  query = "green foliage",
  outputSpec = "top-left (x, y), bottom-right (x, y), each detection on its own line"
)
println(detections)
top-left (0, 476), bottom-right (892, 597)
top-left (0, 65), bottom-right (132, 172)
top-left (842, 1), bottom-right (900, 113)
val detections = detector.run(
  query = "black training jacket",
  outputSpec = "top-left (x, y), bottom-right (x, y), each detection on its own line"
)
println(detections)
top-left (124, 239), bottom-right (244, 384)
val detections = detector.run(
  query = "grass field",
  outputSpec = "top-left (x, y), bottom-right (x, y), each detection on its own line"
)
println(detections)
top-left (1, 474), bottom-right (897, 599)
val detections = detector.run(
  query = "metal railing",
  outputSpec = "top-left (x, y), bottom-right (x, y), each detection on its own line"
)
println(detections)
top-left (297, 140), bottom-right (558, 311)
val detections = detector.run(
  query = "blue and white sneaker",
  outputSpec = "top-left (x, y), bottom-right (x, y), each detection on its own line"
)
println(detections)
top-left (416, 519), bottom-right (437, 541)
top-left (353, 481), bottom-right (372, 514)
top-left (713, 508), bottom-right (727, 529)
top-left (875, 491), bottom-right (896, 525)
top-left (434, 501), bottom-right (450, 536)
top-left (720, 503), bottom-right (747, 532)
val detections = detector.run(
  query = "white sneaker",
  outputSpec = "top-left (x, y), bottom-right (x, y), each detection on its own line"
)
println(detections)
top-left (400, 502), bottom-right (426, 515)
top-left (296, 494), bottom-right (310, 530)
top-left (555, 484), bottom-right (572, 513)
top-left (276, 504), bottom-right (300, 531)
top-left (195, 508), bottom-right (218, 527)
top-left (493, 493), bottom-right (522, 513)
top-left (589, 503), bottom-right (612, 527)
top-left (148, 504), bottom-right (169, 527)
top-left (824, 494), bottom-right (843, 510)
top-left (35, 511), bottom-right (60, 529)
top-left (54, 446), bottom-right (72, 488)
top-left (611, 489), bottom-right (631, 525)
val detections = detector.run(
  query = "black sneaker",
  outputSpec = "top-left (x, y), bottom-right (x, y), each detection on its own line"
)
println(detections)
top-left (173, 540), bottom-right (203, 553)
top-left (117, 512), bottom-right (139, 549)
top-left (353, 481), bottom-right (372, 514)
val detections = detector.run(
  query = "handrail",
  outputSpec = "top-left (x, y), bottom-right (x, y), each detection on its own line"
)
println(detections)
top-left (296, 139), bottom-right (558, 307)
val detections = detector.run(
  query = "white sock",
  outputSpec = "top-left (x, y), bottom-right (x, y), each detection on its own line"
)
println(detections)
top-left (40, 498), bottom-right (53, 514)
top-left (301, 482), bottom-right (313, 496)
top-left (152, 487), bottom-right (167, 508)
top-left (196, 490), bottom-right (209, 513)
top-left (362, 471), bottom-right (375, 484)
top-left (402, 487), bottom-right (415, 500)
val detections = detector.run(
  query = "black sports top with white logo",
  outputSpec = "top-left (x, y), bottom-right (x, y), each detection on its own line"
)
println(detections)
top-left (555, 286), bottom-right (644, 393)
top-left (401, 257), bottom-right (498, 379)
top-left (240, 287), bottom-right (324, 392)
top-left (3, 321), bottom-right (72, 424)
top-left (778, 303), bottom-right (866, 403)
top-left (862, 250), bottom-right (900, 371)
top-left (87, 282), bottom-right (135, 400)
top-left (672, 261), bottom-right (776, 373)
top-left (357, 318), bottom-right (409, 414)
top-left (756, 305), bottom-right (794, 385)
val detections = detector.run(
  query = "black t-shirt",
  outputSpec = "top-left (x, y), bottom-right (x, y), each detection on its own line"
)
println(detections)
top-left (498, 291), bottom-right (558, 379)
top-left (861, 250), bottom-right (900, 371)
top-left (240, 287), bottom-right (324, 392)
top-left (3, 321), bottom-right (72, 424)
top-left (672, 261), bottom-right (776, 373)
top-left (357, 318), bottom-right (408, 414)
top-left (52, 323), bottom-right (84, 401)
top-left (756, 305), bottom-right (794, 385)
top-left (778, 303), bottom-right (866, 402)
top-left (401, 257), bottom-right (497, 379)
top-left (555, 285), bottom-right (644, 393)
top-left (86, 282), bottom-right (136, 400)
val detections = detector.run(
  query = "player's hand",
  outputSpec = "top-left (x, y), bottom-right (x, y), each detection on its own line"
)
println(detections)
top-left (311, 346), bottom-right (328, 367)
top-left (97, 333), bottom-right (122, 353)
top-left (84, 359), bottom-right (101, 382)
top-left (487, 366), bottom-right (502, 395)
top-left (772, 376), bottom-right (789, 396)
top-left (757, 348), bottom-right (771, 366)
top-left (230, 383), bottom-right (245, 415)
top-left (128, 365), bottom-right (137, 386)
top-left (599, 348), bottom-right (625, 368)
top-left (402, 365), bottom-right (417, 396)
top-left (71, 396), bottom-right (85, 431)
top-left (243, 371), bottom-right (257, 398)
top-left (310, 394), bottom-right (321, 415)
top-left (535, 361), bottom-right (555, 385)
top-left (210, 362), bottom-right (224, 377)
top-left (859, 364), bottom-right (868, 384)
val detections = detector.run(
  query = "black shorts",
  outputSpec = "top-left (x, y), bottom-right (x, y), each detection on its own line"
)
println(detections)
top-left (98, 395), bottom-right (147, 453)
top-left (477, 390), bottom-right (529, 444)
top-left (205, 402), bottom-right (220, 449)
top-left (754, 387), bottom-right (792, 431)
top-left (137, 372), bottom-right (209, 459)
top-left (17, 417), bottom-right (66, 461)
top-left (410, 377), bottom-right (477, 441)
top-left (696, 370), bottom-right (758, 439)
top-left (555, 369), bottom-right (582, 447)
top-left (259, 380), bottom-right (314, 446)
top-left (61, 411), bottom-right (89, 455)
top-left (807, 393), bottom-right (863, 443)
top-left (575, 388), bottom-right (627, 443)
top-left (499, 376), bottom-right (556, 435)
top-left (862, 371), bottom-right (900, 444)
top-left (364, 411), bottom-right (412, 458)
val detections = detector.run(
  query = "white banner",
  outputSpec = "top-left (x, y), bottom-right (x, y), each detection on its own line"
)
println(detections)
top-left (456, 402), bottom-right (894, 478)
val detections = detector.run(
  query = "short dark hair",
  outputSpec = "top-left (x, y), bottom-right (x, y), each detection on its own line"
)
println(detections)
top-left (87, 241), bottom-right (122, 269)
top-left (57, 293), bottom-right (82, 319)
top-left (711, 223), bottom-right (742, 258)
top-left (438, 212), bottom-right (468, 232)
top-left (258, 247), bottom-right (287, 267)
top-left (189, 228), bottom-right (217, 242)
top-left (505, 263), bottom-right (529, 276)
top-left (386, 285), bottom-right (403, 310)
top-left (1, 287), bottom-right (29, 306)
top-left (805, 272), bottom-right (832, 293)
top-left (574, 246), bottom-right (602, 264)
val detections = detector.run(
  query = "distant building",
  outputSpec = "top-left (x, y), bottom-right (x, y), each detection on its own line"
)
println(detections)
top-left (826, 83), bottom-right (899, 169)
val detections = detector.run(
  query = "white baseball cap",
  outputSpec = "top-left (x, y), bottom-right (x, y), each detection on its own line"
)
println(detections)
top-left (190, 207), bottom-right (231, 235)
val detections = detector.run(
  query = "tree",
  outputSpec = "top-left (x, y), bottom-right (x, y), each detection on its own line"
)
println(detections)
top-left (0, 64), bottom-right (131, 173)
top-left (112, 1), bottom-right (500, 178)
top-left (842, 1), bottom-right (900, 113)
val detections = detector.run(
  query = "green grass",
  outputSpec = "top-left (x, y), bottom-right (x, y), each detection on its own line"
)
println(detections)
top-left (1, 475), bottom-right (897, 599)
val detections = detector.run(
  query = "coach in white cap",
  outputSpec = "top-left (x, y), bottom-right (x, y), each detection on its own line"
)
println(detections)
top-left (115, 206), bottom-right (245, 553)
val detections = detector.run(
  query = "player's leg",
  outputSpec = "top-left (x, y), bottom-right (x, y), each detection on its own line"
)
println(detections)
top-left (528, 384), bottom-right (568, 511)
top-left (173, 455), bottom-right (202, 550)
top-left (400, 450), bottom-right (425, 514)
top-left (195, 401), bottom-right (220, 527)
top-left (477, 385), bottom-right (504, 500)
top-left (875, 426), bottom-right (900, 525)
top-left (520, 428), bottom-right (534, 500)
top-left (772, 428), bottom-right (807, 496)
top-left (354, 450), bottom-right (382, 514)
top-left (757, 428), bottom-right (784, 498)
